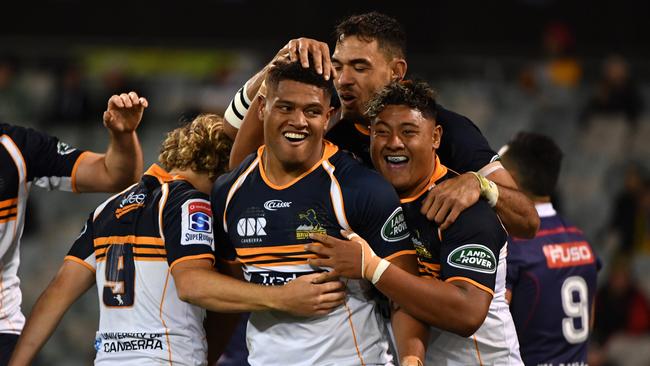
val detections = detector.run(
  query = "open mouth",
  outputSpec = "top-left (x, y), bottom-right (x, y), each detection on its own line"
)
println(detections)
top-left (283, 132), bottom-right (308, 143)
top-left (385, 155), bottom-right (409, 165)
top-left (339, 93), bottom-right (356, 104)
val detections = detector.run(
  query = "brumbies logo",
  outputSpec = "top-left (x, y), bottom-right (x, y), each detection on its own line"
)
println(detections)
top-left (296, 209), bottom-right (326, 240)
top-left (447, 244), bottom-right (496, 274)
top-left (181, 199), bottom-right (214, 248)
top-left (381, 207), bottom-right (410, 242)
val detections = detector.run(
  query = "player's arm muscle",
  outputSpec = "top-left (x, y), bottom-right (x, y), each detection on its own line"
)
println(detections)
top-left (487, 168), bottom-right (540, 238)
top-left (9, 260), bottom-right (95, 366)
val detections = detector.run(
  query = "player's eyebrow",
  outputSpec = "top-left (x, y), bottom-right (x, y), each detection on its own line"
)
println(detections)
top-left (331, 57), bottom-right (372, 67)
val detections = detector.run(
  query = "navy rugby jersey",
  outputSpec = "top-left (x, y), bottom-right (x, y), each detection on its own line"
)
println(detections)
top-left (67, 165), bottom-right (215, 365)
top-left (326, 105), bottom-right (499, 172)
top-left (507, 203), bottom-right (599, 366)
top-left (211, 141), bottom-right (414, 366)
top-left (0, 123), bottom-right (86, 335)
top-left (401, 157), bottom-right (522, 364)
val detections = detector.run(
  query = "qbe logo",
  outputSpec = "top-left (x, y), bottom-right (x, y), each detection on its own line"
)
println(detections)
top-left (237, 217), bottom-right (267, 237)
top-left (188, 201), bottom-right (212, 233)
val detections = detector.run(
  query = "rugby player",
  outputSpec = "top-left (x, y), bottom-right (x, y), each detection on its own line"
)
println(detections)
top-left (0, 91), bottom-right (145, 365)
top-left (9, 115), bottom-right (345, 366)
top-left (224, 12), bottom-right (539, 239)
top-left (210, 60), bottom-right (424, 365)
top-left (307, 81), bottom-right (523, 365)
top-left (501, 132), bottom-right (599, 366)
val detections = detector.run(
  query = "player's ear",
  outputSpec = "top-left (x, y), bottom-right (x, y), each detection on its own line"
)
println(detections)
top-left (390, 59), bottom-right (407, 82)
top-left (324, 106), bottom-right (334, 130)
top-left (257, 94), bottom-right (266, 121)
top-left (432, 122), bottom-right (442, 150)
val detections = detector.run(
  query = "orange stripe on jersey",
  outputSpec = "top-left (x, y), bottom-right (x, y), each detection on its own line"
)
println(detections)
top-left (400, 156), bottom-right (448, 203)
top-left (169, 254), bottom-right (215, 271)
top-left (446, 276), bottom-right (495, 296)
top-left (236, 243), bottom-right (312, 256)
top-left (257, 141), bottom-right (339, 190)
top-left (96, 256), bottom-right (167, 263)
top-left (473, 335), bottom-right (484, 366)
top-left (354, 123), bottom-right (370, 136)
top-left (132, 247), bottom-right (167, 256)
top-left (0, 198), bottom-right (17, 209)
top-left (0, 217), bottom-right (17, 224)
top-left (64, 255), bottom-right (96, 273)
top-left (0, 207), bottom-right (17, 216)
top-left (94, 235), bottom-right (164, 246)
top-left (343, 294), bottom-right (366, 366)
top-left (145, 164), bottom-right (174, 184)
top-left (70, 151), bottom-right (91, 193)
top-left (384, 250), bottom-right (417, 261)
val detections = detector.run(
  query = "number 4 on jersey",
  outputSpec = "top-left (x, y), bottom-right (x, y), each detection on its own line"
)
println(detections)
top-left (103, 244), bottom-right (135, 307)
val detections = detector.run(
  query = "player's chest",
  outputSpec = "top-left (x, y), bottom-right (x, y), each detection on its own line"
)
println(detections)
top-left (225, 183), bottom-right (341, 248)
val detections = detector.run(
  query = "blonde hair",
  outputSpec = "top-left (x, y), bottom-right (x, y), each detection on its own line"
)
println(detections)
top-left (159, 114), bottom-right (232, 181)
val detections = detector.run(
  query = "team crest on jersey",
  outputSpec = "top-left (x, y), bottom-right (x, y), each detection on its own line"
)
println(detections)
top-left (296, 208), bottom-right (326, 240)
top-left (181, 199), bottom-right (214, 248)
top-left (447, 244), bottom-right (496, 274)
top-left (56, 141), bottom-right (77, 155)
top-left (412, 230), bottom-right (432, 259)
top-left (381, 207), bottom-right (410, 242)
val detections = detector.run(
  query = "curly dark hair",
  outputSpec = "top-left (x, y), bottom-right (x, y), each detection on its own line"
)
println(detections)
top-left (366, 80), bottom-right (438, 122)
top-left (334, 12), bottom-right (406, 59)
top-left (266, 58), bottom-right (336, 102)
top-left (158, 114), bottom-right (232, 181)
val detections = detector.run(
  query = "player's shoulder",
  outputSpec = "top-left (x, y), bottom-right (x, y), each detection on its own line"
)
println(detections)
top-left (212, 152), bottom-right (258, 198)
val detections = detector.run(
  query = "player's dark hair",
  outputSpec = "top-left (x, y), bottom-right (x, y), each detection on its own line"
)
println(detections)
top-left (335, 12), bottom-right (406, 59)
top-left (366, 80), bottom-right (438, 122)
top-left (502, 132), bottom-right (563, 197)
top-left (266, 58), bottom-right (336, 101)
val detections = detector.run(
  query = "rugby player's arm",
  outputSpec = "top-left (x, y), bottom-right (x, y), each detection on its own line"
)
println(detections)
top-left (9, 260), bottom-right (95, 366)
top-left (74, 92), bottom-right (146, 193)
top-left (388, 255), bottom-right (429, 365)
top-left (172, 259), bottom-right (345, 316)
top-left (229, 95), bottom-right (265, 169)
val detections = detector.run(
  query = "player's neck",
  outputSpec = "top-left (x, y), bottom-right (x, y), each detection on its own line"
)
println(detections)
top-left (399, 159), bottom-right (437, 199)
top-left (262, 145), bottom-right (324, 186)
top-left (168, 168), bottom-right (212, 194)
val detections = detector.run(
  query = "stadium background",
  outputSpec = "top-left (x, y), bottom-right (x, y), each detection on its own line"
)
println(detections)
top-left (2, 0), bottom-right (649, 364)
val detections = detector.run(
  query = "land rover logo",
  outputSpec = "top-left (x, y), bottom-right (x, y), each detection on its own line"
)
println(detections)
top-left (381, 207), bottom-right (410, 242)
top-left (264, 199), bottom-right (292, 211)
top-left (447, 244), bottom-right (497, 274)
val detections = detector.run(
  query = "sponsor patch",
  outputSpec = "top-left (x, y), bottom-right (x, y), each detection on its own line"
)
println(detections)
top-left (543, 241), bottom-right (594, 268)
top-left (264, 199), bottom-right (292, 211)
top-left (447, 244), bottom-right (496, 274)
top-left (381, 207), bottom-right (410, 242)
top-left (181, 199), bottom-right (214, 248)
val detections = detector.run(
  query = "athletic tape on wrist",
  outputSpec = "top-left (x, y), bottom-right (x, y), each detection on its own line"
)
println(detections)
top-left (371, 259), bottom-right (390, 285)
top-left (224, 82), bottom-right (252, 129)
top-left (471, 172), bottom-right (499, 207)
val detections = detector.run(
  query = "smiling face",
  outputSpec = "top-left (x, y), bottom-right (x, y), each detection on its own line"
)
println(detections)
top-left (332, 36), bottom-right (404, 122)
top-left (259, 79), bottom-right (332, 173)
top-left (370, 104), bottom-right (441, 197)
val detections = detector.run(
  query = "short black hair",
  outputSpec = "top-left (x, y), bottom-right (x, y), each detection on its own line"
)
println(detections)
top-left (501, 132), bottom-right (563, 197)
top-left (266, 59), bottom-right (336, 102)
top-left (366, 80), bottom-right (438, 122)
top-left (335, 12), bottom-right (406, 59)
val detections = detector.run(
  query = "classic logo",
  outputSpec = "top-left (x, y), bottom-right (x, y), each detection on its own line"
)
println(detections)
top-left (264, 199), bottom-right (292, 211)
top-left (381, 207), bottom-right (410, 242)
top-left (296, 208), bottom-right (326, 240)
top-left (447, 244), bottom-right (497, 274)
top-left (56, 141), bottom-right (77, 155)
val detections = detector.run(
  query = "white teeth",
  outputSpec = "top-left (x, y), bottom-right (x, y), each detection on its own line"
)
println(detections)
top-left (386, 156), bottom-right (408, 163)
top-left (284, 132), bottom-right (307, 141)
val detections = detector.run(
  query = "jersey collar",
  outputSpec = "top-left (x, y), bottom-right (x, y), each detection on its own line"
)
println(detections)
top-left (400, 155), bottom-right (448, 203)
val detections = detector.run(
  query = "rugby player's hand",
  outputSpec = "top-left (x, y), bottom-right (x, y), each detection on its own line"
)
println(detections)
top-left (420, 172), bottom-right (480, 230)
top-left (306, 230), bottom-right (383, 283)
top-left (270, 38), bottom-right (336, 80)
top-left (280, 273), bottom-right (346, 316)
top-left (103, 91), bottom-right (148, 133)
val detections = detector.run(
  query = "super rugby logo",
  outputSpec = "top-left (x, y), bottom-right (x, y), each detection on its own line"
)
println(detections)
top-left (447, 244), bottom-right (497, 274)
top-left (181, 199), bottom-right (214, 248)
top-left (381, 207), bottom-right (410, 242)
top-left (263, 199), bottom-right (292, 211)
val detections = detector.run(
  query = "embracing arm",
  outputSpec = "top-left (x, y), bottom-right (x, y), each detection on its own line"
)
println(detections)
top-left (486, 168), bottom-right (539, 238)
top-left (74, 92), bottom-right (146, 193)
top-left (172, 259), bottom-right (344, 316)
top-left (9, 260), bottom-right (95, 366)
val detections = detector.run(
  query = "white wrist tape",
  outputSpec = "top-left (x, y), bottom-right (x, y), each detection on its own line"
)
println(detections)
top-left (471, 172), bottom-right (499, 207)
top-left (371, 259), bottom-right (391, 285)
top-left (224, 81), bottom-right (253, 129)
